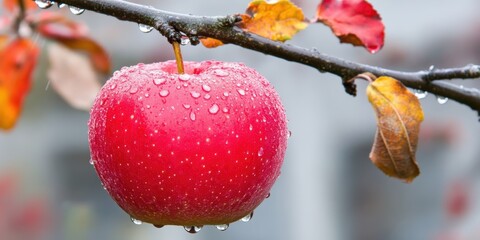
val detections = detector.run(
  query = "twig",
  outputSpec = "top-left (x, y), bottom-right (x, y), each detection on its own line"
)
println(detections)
top-left (55, 0), bottom-right (480, 117)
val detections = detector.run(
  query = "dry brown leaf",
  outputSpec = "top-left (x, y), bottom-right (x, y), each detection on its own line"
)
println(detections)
top-left (47, 43), bottom-right (101, 111)
top-left (366, 76), bottom-right (424, 183)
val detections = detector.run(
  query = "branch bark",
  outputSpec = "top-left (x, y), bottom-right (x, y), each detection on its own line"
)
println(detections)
top-left (56, 0), bottom-right (480, 117)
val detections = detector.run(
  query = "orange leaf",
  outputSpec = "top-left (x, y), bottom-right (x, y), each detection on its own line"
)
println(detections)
top-left (315, 0), bottom-right (384, 53)
top-left (241, 0), bottom-right (308, 42)
top-left (3, 0), bottom-right (37, 12)
top-left (0, 38), bottom-right (39, 130)
top-left (0, 35), bottom-right (8, 49)
top-left (200, 38), bottom-right (224, 48)
top-left (35, 13), bottom-right (111, 74)
top-left (366, 76), bottom-right (424, 182)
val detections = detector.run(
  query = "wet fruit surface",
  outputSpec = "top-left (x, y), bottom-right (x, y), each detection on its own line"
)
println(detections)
top-left (88, 60), bottom-right (288, 226)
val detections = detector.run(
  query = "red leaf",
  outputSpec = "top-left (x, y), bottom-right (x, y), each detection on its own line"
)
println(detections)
top-left (34, 12), bottom-right (111, 74)
top-left (3, 0), bottom-right (37, 12)
top-left (0, 38), bottom-right (39, 130)
top-left (315, 0), bottom-right (384, 53)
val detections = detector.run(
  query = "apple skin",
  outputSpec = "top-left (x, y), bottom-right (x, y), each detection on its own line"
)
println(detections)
top-left (88, 60), bottom-right (288, 226)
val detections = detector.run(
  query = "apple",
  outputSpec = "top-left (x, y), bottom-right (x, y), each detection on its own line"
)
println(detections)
top-left (88, 60), bottom-right (288, 231)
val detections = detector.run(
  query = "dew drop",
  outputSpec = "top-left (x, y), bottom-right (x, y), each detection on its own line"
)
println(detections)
top-left (202, 84), bottom-right (211, 92)
top-left (258, 147), bottom-right (264, 157)
top-left (222, 107), bottom-right (229, 113)
top-left (34, 0), bottom-right (53, 9)
top-left (190, 111), bottom-right (196, 121)
top-left (57, 3), bottom-right (66, 8)
top-left (437, 96), bottom-right (448, 104)
top-left (159, 89), bottom-right (170, 97)
top-left (266, 192), bottom-right (271, 198)
top-left (215, 224), bottom-right (229, 231)
top-left (89, 158), bottom-right (94, 165)
top-left (109, 83), bottom-right (117, 90)
top-left (131, 217), bottom-right (143, 225)
top-left (249, 124), bottom-right (253, 131)
top-left (180, 37), bottom-right (191, 45)
top-left (213, 69), bottom-right (229, 77)
top-left (237, 89), bottom-right (246, 96)
top-left (69, 6), bottom-right (85, 15)
top-left (153, 78), bottom-right (166, 85)
top-left (223, 92), bottom-right (229, 97)
top-left (184, 226), bottom-right (202, 233)
top-left (190, 91), bottom-right (201, 99)
top-left (203, 94), bottom-right (211, 100)
top-left (183, 104), bottom-right (191, 109)
top-left (287, 130), bottom-right (292, 139)
top-left (209, 104), bottom-right (219, 114)
top-left (178, 74), bottom-right (190, 81)
top-left (414, 89), bottom-right (428, 99)
top-left (138, 24), bottom-right (153, 33)
top-left (154, 224), bottom-right (164, 228)
top-left (241, 212), bottom-right (253, 222)
top-left (129, 86), bottom-right (138, 94)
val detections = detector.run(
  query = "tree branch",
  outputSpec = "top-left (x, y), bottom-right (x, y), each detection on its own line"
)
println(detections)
top-left (56, 0), bottom-right (480, 117)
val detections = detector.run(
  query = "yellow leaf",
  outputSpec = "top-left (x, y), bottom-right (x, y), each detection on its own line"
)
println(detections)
top-left (200, 0), bottom-right (308, 48)
top-left (366, 76), bottom-right (424, 183)
top-left (241, 0), bottom-right (308, 42)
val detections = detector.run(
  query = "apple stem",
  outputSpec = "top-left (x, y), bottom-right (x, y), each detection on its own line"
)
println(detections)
top-left (172, 42), bottom-right (185, 74)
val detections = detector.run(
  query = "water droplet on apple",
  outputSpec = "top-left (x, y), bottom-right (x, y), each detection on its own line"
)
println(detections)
top-left (266, 192), bottom-right (271, 198)
top-left (89, 158), bottom-right (94, 165)
top-left (57, 2), bottom-right (66, 8)
top-left (130, 217), bottom-right (143, 225)
top-left (222, 107), bottom-right (229, 113)
top-left (178, 74), bottom-right (190, 81)
top-left (190, 111), bottom-right (196, 121)
top-left (154, 224), bottom-right (164, 228)
top-left (202, 84), bottom-right (211, 92)
top-left (223, 92), bottom-right (229, 97)
top-left (203, 94), bottom-right (211, 100)
top-left (258, 147), bottom-right (264, 157)
top-left (35, 0), bottom-right (53, 9)
top-left (129, 86), bottom-right (138, 94)
top-left (138, 24), bottom-right (153, 33)
top-left (69, 6), bottom-right (85, 15)
top-left (215, 224), bottom-right (229, 231)
top-left (213, 69), bottom-right (229, 77)
top-left (437, 96), bottom-right (448, 104)
top-left (190, 91), bottom-right (201, 99)
top-left (249, 124), bottom-right (253, 131)
top-left (414, 89), bottom-right (428, 99)
top-left (159, 90), bottom-right (170, 97)
top-left (209, 104), bottom-right (219, 114)
top-left (153, 78), bottom-right (166, 85)
top-left (183, 104), bottom-right (191, 109)
top-left (184, 225), bottom-right (202, 233)
top-left (237, 89), bottom-right (246, 96)
top-left (241, 212), bottom-right (253, 222)
top-left (109, 83), bottom-right (117, 90)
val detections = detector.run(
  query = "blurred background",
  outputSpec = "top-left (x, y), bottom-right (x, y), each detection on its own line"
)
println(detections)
top-left (1, 0), bottom-right (480, 239)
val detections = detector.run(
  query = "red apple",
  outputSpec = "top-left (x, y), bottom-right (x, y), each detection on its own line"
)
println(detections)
top-left (88, 60), bottom-right (288, 230)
